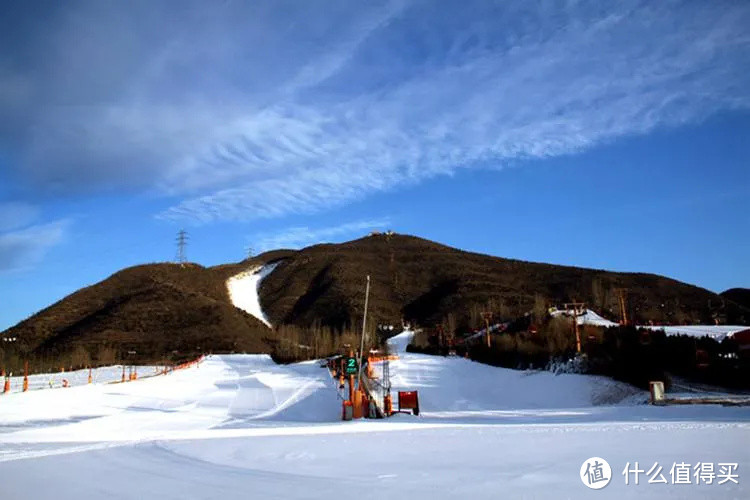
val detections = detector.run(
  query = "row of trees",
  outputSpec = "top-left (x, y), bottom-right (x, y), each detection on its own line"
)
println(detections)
top-left (1, 344), bottom-right (119, 375)
top-left (268, 323), bottom-right (381, 364)
top-left (2, 319), bottom-right (384, 374)
top-left (415, 317), bottom-right (748, 390)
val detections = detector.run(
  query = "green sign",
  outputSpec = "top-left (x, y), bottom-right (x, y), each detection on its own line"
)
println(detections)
top-left (345, 357), bottom-right (358, 375)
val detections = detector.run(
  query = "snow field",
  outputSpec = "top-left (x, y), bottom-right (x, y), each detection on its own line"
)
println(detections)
top-left (0, 330), bottom-right (748, 499)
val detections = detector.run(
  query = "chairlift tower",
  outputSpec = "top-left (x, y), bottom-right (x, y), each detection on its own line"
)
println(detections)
top-left (481, 311), bottom-right (493, 348)
top-left (564, 302), bottom-right (585, 353)
top-left (615, 288), bottom-right (629, 326)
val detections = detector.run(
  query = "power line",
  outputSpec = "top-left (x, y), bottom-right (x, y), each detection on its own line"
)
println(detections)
top-left (176, 229), bottom-right (188, 265)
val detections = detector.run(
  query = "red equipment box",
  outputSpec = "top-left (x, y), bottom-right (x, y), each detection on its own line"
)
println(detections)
top-left (397, 391), bottom-right (420, 415)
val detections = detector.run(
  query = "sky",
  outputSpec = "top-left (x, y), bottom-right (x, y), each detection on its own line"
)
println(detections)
top-left (1, 0), bottom-right (749, 331)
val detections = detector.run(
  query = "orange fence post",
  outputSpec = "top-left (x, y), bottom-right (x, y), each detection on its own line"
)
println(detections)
top-left (133, 367), bottom-right (137, 380)
top-left (121, 366), bottom-right (126, 383)
top-left (2, 369), bottom-right (9, 394)
top-left (384, 393), bottom-right (393, 416)
top-left (352, 389), bottom-right (363, 419)
top-left (22, 361), bottom-right (28, 392)
top-left (88, 367), bottom-right (93, 384)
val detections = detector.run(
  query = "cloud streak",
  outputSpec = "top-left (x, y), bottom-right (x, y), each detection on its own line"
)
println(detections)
top-left (1, 1), bottom-right (748, 222)
top-left (0, 219), bottom-right (70, 272)
top-left (0, 202), bottom-right (40, 232)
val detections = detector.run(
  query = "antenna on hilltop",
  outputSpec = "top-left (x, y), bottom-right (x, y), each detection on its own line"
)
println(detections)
top-left (176, 229), bottom-right (188, 265)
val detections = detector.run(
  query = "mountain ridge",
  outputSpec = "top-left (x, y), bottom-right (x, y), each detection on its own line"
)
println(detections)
top-left (259, 233), bottom-right (748, 330)
top-left (2, 233), bottom-right (748, 364)
top-left (721, 288), bottom-right (750, 310)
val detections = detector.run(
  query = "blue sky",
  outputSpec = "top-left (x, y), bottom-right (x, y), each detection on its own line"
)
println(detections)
top-left (1, 0), bottom-right (749, 330)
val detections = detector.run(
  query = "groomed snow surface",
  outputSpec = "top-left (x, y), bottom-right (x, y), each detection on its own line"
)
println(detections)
top-left (1, 332), bottom-right (748, 499)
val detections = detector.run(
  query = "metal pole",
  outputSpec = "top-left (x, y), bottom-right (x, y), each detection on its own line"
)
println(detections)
top-left (565, 302), bottom-right (584, 354)
top-left (357, 275), bottom-right (370, 389)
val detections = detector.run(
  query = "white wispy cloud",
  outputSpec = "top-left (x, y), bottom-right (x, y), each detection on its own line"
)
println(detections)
top-left (0, 202), bottom-right (40, 232)
top-left (2, 1), bottom-right (748, 223)
top-left (0, 219), bottom-right (70, 272)
top-left (158, 1), bottom-right (750, 222)
top-left (250, 218), bottom-right (391, 253)
top-left (281, 0), bottom-right (407, 94)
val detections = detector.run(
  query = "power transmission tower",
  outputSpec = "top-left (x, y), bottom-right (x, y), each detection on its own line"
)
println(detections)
top-left (245, 246), bottom-right (254, 260)
top-left (176, 229), bottom-right (188, 265)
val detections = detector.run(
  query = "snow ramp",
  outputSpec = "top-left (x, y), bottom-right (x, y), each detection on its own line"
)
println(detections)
top-left (0, 355), bottom-right (341, 447)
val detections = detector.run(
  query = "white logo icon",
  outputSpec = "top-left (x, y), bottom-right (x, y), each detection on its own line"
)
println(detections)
top-left (581, 457), bottom-right (612, 489)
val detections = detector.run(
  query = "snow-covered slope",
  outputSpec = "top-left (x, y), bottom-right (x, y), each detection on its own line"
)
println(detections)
top-left (384, 331), bottom-right (641, 412)
top-left (226, 262), bottom-right (279, 327)
top-left (3, 364), bottom-right (161, 393)
top-left (387, 329), bottom-right (414, 353)
top-left (642, 324), bottom-right (748, 342)
top-left (0, 355), bottom-right (339, 441)
top-left (550, 307), bottom-right (748, 340)
top-left (550, 307), bottom-right (619, 327)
